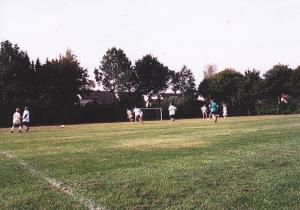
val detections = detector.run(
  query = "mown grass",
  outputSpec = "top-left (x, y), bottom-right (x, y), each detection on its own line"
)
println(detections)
top-left (0, 115), bottom-right (300, 209)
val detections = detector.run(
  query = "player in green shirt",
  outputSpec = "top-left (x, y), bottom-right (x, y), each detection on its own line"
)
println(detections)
top-left (210, 99), bottom-right (219, 123)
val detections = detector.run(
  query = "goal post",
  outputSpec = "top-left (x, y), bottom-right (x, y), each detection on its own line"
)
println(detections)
top-left (136, 107), bottom-right (162, 122)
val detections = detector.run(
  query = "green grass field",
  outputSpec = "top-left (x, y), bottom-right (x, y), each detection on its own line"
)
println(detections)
top-left (1, 115), bottom-right (300, 209)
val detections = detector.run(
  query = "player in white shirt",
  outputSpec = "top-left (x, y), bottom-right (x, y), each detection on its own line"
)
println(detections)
top-left (222, 102), bottom-right (228, 118)
top-left (10, 108), bottom-right (22, 133)
top-left (133, 107), bottom-right (143, 124)
top-left (168, 103), bottom-right (177, 122)
top-left (126, 108), bottom-right (134, 123)
top-left (22, 107), bottom-right (30, 131)
top-left (201, 104), bottom-right (208, 119)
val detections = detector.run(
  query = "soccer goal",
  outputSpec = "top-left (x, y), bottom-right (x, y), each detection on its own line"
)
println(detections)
top-left (136, 107), bottom-right (163, 122)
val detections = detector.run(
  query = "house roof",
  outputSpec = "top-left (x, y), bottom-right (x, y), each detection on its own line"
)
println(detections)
top-left (80, 91), bottom-right (185, 105)
top-left (80, 91), bottom-right (114, 104)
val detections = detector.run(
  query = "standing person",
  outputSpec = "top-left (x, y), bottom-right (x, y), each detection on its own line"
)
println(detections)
top-left (201, 104), bottom-right (208, 119)
top-left (222, 102), bottom-right (228, 118)
top-left (10, 108), bottom-right (22, 133)
top-left (210, 99), bottom-right (219, 123)
top-left (126, 108), bottom-right (134, 123)
top-left (133, 107), bottom-right (143, 124)
top-left (22, 107), bottom-right (30, 131)
top-left (168, 103), bottom-right (177, 122)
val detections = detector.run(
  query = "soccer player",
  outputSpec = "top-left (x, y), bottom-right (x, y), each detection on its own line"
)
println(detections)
top-left (210, 99), bottom-right (219, 123)
top-left (22, 107), bottom-right (30, 131)
top-left (10, 108), bottom-right (22, 133)
top-left (133, 107), bottom-right (143, 124)
top-left (222, 102), bottom-right (228, 118)
top-left (168, 103), bottom-right (177, 122)
top-left (201, 104), bottom-right (208, 119)
top-left (126, 108), bottom-right (134, 123)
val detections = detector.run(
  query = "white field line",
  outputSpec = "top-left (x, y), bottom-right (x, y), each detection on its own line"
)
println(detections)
top-left (0, 151), bottom-right (107, 210)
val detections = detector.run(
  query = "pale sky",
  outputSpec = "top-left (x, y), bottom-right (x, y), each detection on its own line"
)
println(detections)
top-left (1, 0), bottom-right (300, 84)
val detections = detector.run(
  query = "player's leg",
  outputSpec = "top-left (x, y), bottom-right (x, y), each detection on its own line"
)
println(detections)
top-left (24, 122), bottom-right (30, 131)
top-left (213, 113), bottom-right (218, 123)
top-left (140, 116), bottom-right (143, 124)
top-left (10, 124), bottom-right (15, 133)
top-left (136, 115), bottom-right (141, 123)
top-left (18, 124), bottom-right (22, 132)
top-left (23, 122), bottom-right (27, 131)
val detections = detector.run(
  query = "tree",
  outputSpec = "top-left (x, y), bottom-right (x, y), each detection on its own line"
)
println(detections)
top-left (289, 66), bottom-right (300, 96)
top-left (198, 78), bottom-right (213, 99)
top-left (203, 64), bottom-right (217, 79)
top-left (198, 68), bottom-right (244, 114)
top-left (0, 40), bottom-right (33, 103)
top-left (199, 65), bottom-right (218, 100)
top-left (172, 65), bottom-right (197, 98)
top-left (169, 70), bottom-right (180, 93)
top-left (38, 50), bottom-right (94, 122)
top-left (264, 64), bottom-right (292, 99)
top-left (241, 69), bottom-right (263, 115)
top-left (94, 47), bottom-right (135, 96)
top-left (201, 69), bottom-right (243, 101)
top-left (134, 54), bottom-right (170, 97)
top-left (28, 58), bottom-right (43, 102)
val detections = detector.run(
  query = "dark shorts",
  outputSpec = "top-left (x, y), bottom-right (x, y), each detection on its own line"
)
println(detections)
top-left (211, 111), bottom-right (218, 115)
top-left (170, 114), bottom-right (175, 118)
top-left (23, 122), bottom-right (30, 126)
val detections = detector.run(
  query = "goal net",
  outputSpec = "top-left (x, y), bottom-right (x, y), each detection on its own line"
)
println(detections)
top-left (136, 107), bottom-right (162, 122)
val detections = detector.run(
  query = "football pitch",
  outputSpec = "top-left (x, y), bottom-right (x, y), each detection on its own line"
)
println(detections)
top-left (0, 115), bottom-right (300, 209)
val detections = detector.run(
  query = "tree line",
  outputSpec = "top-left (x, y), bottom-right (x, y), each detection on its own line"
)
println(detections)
top-left (0, 40), bottom-right (299, 125)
